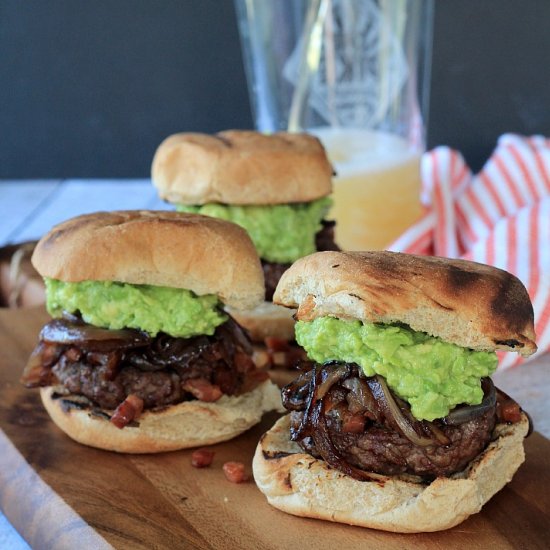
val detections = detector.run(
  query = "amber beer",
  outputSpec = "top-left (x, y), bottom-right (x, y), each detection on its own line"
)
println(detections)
top-left (314, 128), bottom-right (423, 251)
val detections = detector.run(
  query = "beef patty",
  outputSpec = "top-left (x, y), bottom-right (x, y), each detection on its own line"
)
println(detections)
top-left (283, 364), bottom-right (497, 479)
top-left (22, 316), bottom-right (260, 411)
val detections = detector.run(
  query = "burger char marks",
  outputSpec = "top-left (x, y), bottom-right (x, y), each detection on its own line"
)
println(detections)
top-left (489, 275), bottom-right (535, 336)
top-left (22, 316), bottom-right (260, 413)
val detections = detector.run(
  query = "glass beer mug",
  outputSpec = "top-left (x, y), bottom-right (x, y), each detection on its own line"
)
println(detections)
top-left (235, 0), bottom-right (434, 250)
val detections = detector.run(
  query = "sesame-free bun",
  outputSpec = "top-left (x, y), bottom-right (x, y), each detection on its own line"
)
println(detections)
top-left (273, 251), bottom-right (537, 356)
top-left (31, 210), bottom-right (265, 310)
top-left (253, 413), bottom-right (529, 533)
top-left (41, 381), bottom-right (283, 453)
top-left (151, 131), bottom-right (333, 205)
top-left (227, 302), bottom-right (296, 342)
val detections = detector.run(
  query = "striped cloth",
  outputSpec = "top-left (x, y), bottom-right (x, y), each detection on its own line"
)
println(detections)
top-left (389, 134), bottom-right (550, 369)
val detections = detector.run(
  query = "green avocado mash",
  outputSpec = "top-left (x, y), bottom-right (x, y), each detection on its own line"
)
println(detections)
top-left (177, 197), bottom-right (331, 263)
top-left (295, 317), bottom-right (498, 421)
top-left (45, 278), bottom-right (227, 338)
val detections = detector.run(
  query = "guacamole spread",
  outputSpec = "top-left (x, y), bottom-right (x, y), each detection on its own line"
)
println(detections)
top-left (295, 317), bottom-right (498, 421)
top-left (45, 278), bottom-right (227, 338)
top-left (177, 197), bottom-right (331, 263)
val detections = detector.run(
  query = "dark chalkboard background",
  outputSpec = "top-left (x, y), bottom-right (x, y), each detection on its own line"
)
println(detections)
top-left (1, 0), bottom-right (549, 178)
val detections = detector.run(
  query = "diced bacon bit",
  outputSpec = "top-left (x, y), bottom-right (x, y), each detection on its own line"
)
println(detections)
top-left (110, 394), bottom-right (144, 429)
top-left (191, 448), bottom-right (215, 468)
top-left (254, 370), bottom-right (270, 382)
top-left (323, 395), bottom-right (340, 414)
top-left (183, 379), bottom-right (223, 402)
top-left (499, 400), bottom-right (523, 423)
top-left (342, 414), bottom-right (367, 434)
top-left (263, 338), bottom-right (307, 369)
top-left (264, 337), bottom-right (292, 353)
top-left (21, 342), bottom-right (63, 387)
top-left (101, 351), bottom-right (122, 381)
top-left (41, 342), bottom-right (64, 367)
top-left (64, 347), bottom-right (82, 362)
top-left (252, 348), bottom-right (270, 369)
top-left (222, 461), bottom-right (249, 483)
top-left (271, 352), bottom-right (288, 367)
top-left (240, 369), bottom-right (270, 394)
top-left (234, 351), bottom-right (255, 373)
top-left (87, 351), bottom-right (109, 366)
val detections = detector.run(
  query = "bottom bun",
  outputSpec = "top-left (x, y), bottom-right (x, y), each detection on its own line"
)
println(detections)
top-left (253, 414), bottom-right (529, 533)
top-left (227, 302), bottom-right (296, 342)
top-left (42, 380), bottom-right (283, 453)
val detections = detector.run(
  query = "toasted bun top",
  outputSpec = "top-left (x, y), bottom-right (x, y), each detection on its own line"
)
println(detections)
top-left (273, 251), bottom-right (537, 355)
top-left (32, 210), bottom-right (265, 310)
top-left (151, 130), bottom-right (333, 205)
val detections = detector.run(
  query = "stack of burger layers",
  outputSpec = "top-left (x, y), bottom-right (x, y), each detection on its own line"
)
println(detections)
top-left (151, 131), bottom-right (339, 346)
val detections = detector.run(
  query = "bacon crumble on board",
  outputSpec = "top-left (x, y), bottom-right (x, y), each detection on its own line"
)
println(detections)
top-left (222, 462), bottom-right (249, 483)
top-left (191, 448), bottom-right (215, 468)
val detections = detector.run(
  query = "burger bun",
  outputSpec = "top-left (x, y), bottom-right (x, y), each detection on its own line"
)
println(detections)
top-left (32, 210), bottom-right (265, 310)
top-left (152, 130), bottom-right (333, 206)
top-left (226, 301), bottom-right (296, 343)
top-left (274, 251), bottom-right (537, 356)
top-left (253, 414), bottom-right (529, 533)
top-left (42, 381), bottom-right (283, 453)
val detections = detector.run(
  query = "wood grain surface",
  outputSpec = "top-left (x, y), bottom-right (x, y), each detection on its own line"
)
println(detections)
top-left (0, 307), bottom-right (549, 550)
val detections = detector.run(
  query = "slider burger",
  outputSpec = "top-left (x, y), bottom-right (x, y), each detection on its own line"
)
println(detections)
top-left (151, 130), bottom-right (338, 342)
top-left (21, 211), bottom-right (282, 453)
top-left (253, 251), bottom-right (536, 532)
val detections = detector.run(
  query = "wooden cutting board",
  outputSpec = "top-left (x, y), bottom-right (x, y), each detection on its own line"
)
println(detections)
top-left (0, 307), bottom-right (549, 550)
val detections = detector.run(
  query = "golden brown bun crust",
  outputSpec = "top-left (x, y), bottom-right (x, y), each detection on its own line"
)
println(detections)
top-left (273, 251), bottom-right (537, 355)
top-left (253, 413), bottom-right (529, 533)
top-left (226, 302), bottom-right (296, 342)
top-left (41, 381), bottom-right (283, 453)
top-left (151, 130), bottom-right (333, 205)
top-left (32, 210), bottom-right (265, 310)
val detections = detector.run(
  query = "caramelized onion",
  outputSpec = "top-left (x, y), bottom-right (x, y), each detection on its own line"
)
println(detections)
top-left (341, 413), bottom-right (366, 433)
top-left (281, 369), bottom-right (314, 410)
top-left (442, 378), bottom-right (496, 426)
top-left (316, 363), bottom-right (350, 400)
top-left (40, 319), bottom-right (151, 350)
top-left (219, 313), bottom-right (252, 355)
top-left (291, 365), bottom-right (384, 481)
top-left (128, 335), bottom-right (209, 370)
top-left (425, 422), bottom-right (451, 446)
top-left (495, 387), bottom-right (524, 424)
top-left (342, 377), bottom-right (377, 416)
top-left (367, 376), bottom-right (438, 447)
top-left (20, 342), bottom-right (63, 387)
top-left (308, 392), bottom-right (382, 481)
top-left (61, 311), bottom-right (82, 323)
top-left (183, 379), bottom-right (223, 402)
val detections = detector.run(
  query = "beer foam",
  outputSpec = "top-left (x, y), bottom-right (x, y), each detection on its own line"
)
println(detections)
top-left (311, 128), bottom-right (419, 178)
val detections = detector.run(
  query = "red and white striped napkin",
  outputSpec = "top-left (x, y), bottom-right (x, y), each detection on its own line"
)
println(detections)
top-left (389, 134), bottom-right (550, 369)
